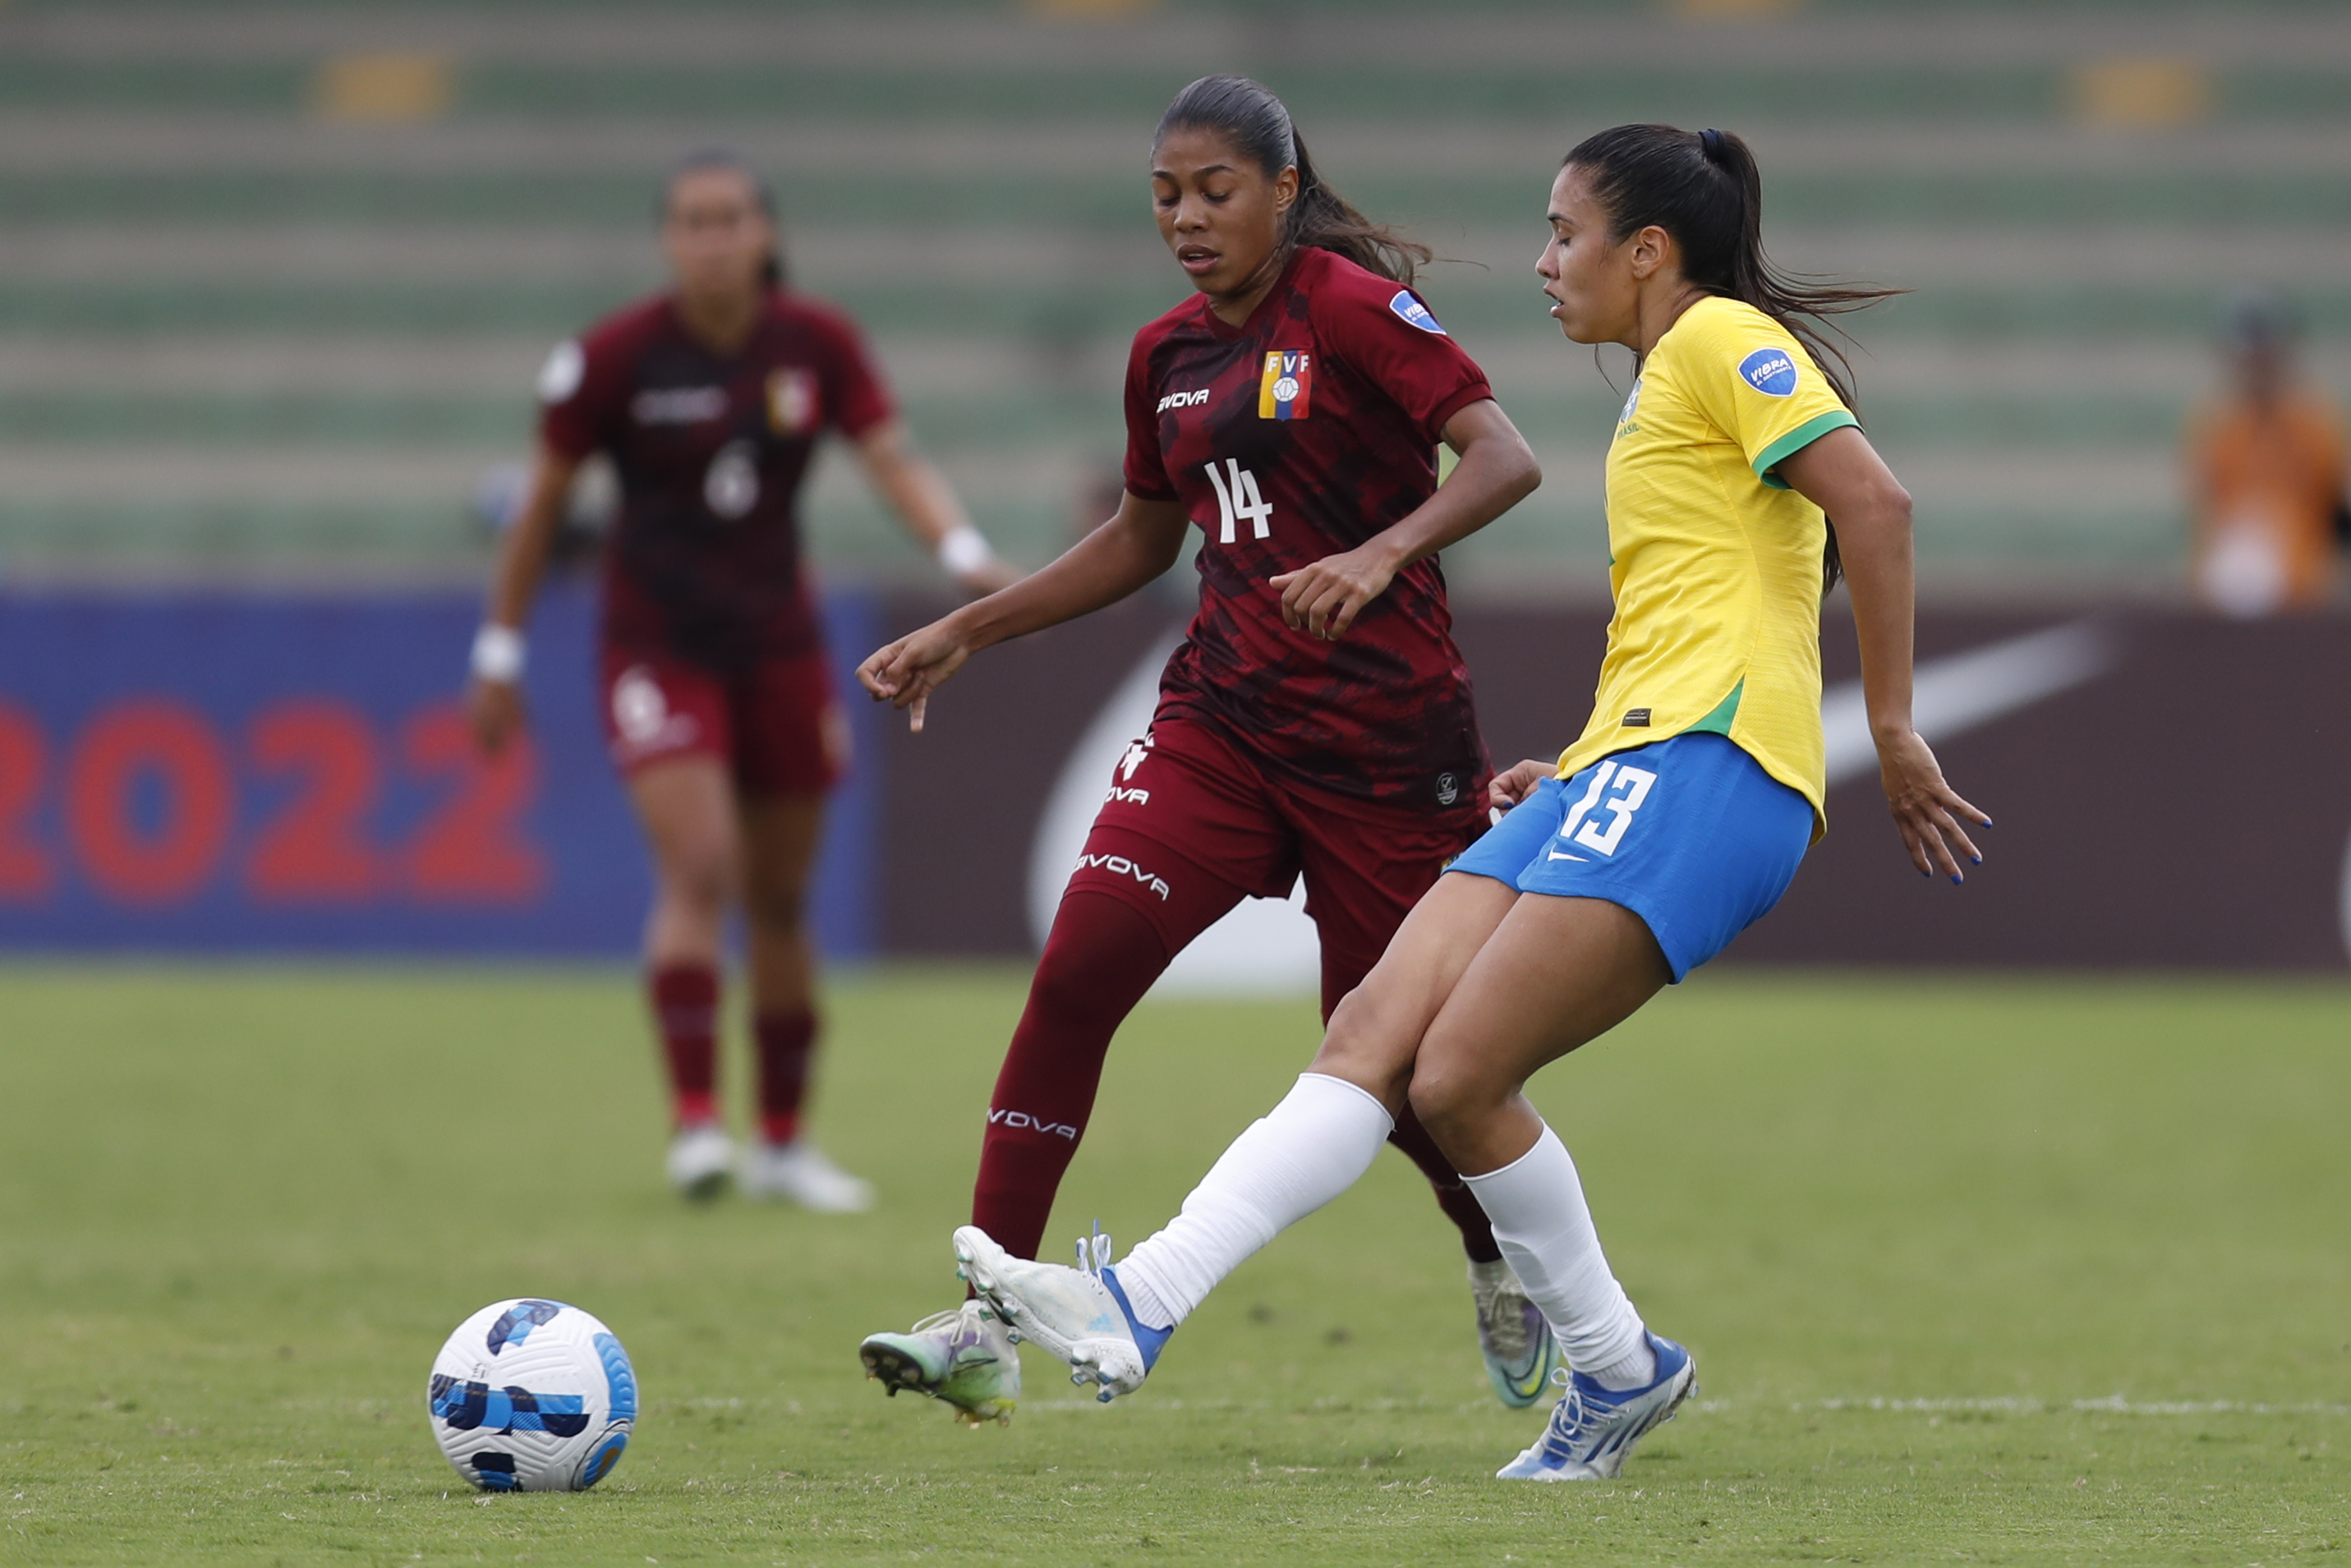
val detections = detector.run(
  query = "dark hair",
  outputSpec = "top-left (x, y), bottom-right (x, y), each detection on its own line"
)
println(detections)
top-left (2220, 284), bottom-right (2298, 352)
top-left (663, 146), bottom-right (784, 288)
top-left (1565, 124), bottom-right (1904, 591)
top-left (1155, 75), bottom-right (1430, 287)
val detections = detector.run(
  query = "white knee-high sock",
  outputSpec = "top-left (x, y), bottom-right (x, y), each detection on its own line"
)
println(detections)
top-left (1461, 1123), bottom-right (1654, 1387)
top-left (1111, 1073), bottom-right (1393, 1331)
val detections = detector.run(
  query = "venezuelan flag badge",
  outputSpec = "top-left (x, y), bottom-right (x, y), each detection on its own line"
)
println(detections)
top-left (1258, 350), bottom-right (1312, 421)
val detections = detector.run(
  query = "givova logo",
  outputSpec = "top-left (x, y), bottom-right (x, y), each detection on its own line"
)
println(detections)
top-left (1074, 852), bottom-right (1171, 900)
top-left (988, 1106), bottom-right (1080, 1141)
top-left (1737, 347), bottom-right (1799, 397)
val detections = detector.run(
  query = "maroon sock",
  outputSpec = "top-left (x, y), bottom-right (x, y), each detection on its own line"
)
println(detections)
top-left (650, 962), bottom-right (720, 1129)
top-left (755, 1009), bottom-right (817, 1147)
top-left (1387, 1106), bottom-right (1505, 1264)
top-left (971, 892), bottom-right (1173, 1259)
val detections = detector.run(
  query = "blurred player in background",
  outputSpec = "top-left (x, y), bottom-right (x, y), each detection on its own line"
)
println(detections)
top-left (467, 149), bottom-right (1014, 1210)
top-left (952, 124), bottom-right (1988, 1483)
top-left (2186, 287), bottom-right (2348, 618)
top-left (855, 76), bottom-right (1545, 1425)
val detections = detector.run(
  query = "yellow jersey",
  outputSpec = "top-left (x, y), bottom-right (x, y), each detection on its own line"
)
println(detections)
top-left (1554, 295), bottom-right (1857, 838)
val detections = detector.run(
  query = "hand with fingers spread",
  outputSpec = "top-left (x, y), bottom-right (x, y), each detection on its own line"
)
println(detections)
top-left (858, 618), bottom-right (974, 734)
top-left (1488, 757), bottom-right (1554, 813)
top-left (1875, 727), bottom-right (1990, 883)
top-left (1270, 540), bottom-right (1401, 641)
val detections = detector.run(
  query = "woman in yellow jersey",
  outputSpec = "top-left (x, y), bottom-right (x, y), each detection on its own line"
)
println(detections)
top-left (948, 125), bottom-right (1990, 1482)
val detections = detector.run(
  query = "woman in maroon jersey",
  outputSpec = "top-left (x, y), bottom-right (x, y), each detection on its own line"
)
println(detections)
top-left (468, 150), bottom-right (1014, 1211)
top-left (854, 77), bottom-right (1552, 1425)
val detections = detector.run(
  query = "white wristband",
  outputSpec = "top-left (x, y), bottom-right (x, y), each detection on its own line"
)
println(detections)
top-left (471, 623), bottom-right (527, 684)
top-left (936, 524), bottom-right (996, 577)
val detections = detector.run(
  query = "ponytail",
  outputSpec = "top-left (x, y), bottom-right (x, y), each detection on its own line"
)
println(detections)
top-left (1155, 75), bottom-right (1431, 287)
top-left (1567, 125), bottom-right (1903, 591)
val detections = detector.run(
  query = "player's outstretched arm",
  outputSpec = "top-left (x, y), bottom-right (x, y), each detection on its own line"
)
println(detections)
top-left (1271, 398), bottom-right (1539, 640)
top-left (851, 419), bottom-right (1020, 597)
top-left (857, 492), bottom-right (1192, 731)
top-left (1780, 426), bottom-right (1990, 882)
top-left (467, 444), bottom-right (580, 756)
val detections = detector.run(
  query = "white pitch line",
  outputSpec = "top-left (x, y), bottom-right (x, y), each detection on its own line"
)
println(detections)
top-left (1808, 1396), bottom-right (2351, 1417)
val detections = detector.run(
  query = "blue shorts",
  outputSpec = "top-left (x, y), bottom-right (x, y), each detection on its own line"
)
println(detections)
top-left (1448, 733), bottom-right (1812, 982)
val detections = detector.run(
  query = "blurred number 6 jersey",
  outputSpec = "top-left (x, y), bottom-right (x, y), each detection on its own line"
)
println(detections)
top-left (537, 292), bottom-right (895, 672)
top-left (1121, 246), bottom-right (1500, 822)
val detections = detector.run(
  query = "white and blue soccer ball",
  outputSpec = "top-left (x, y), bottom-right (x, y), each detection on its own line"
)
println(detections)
top-left (426, 1299), bottom-right (637, 1492)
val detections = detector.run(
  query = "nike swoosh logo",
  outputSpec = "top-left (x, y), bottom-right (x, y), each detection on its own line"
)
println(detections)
top-left (1548, 850), bottom-right (1588, 862)
top-left (1821, 619), bottom-right (2114, 789)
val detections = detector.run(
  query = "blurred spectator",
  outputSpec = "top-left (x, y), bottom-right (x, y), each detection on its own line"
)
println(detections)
top-left (2184, 289), bottom-right (2349, 617)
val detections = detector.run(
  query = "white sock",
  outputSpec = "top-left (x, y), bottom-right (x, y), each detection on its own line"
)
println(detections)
top-left (1110, 1073), bottom-right (1394, 1331)
top-left (1461, 1123), bottom-right (1655, 1390)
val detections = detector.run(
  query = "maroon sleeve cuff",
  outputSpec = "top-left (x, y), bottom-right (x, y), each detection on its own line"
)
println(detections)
top-left (1421, 379), bottom-right (1496, 445)
top-left (1122, 470), bottom-right (1181, 503)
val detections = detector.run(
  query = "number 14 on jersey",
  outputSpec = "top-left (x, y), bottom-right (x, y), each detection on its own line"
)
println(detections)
top-left (1204, 458), bottom-right (1272, 544)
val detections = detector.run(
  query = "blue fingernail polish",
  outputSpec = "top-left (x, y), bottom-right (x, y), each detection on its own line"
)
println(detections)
top-left (1950, 874), bottom-right (1962, 885)
top-left (1971, 855), bottom-right (1982, 864)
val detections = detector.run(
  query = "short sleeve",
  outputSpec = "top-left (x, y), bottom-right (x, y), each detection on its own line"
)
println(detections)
top-left (810, 306), bottom-right (895, 439)
top-left (1120, 330), bottom-right (1178, 501)
top-left (1679, 306), bottom-right (1858, 490)
top-left (1312, 270), bottom-right (1494, 443)
top-left (536, 332), bottom-right (626, 462)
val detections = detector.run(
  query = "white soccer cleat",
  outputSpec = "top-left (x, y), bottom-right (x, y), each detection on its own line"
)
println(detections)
top-left (1470, 1258), bottom-right (1562, 1408)
top-left (858, 1299), bottom-right (1021, 1427)
top-left (665, 1124), bottom-right (734, 1201)
top-left (740, 1140), bottom-right (876, 1212)
top-left (951, 1225), bottom-right (1169, 1403)
top-left (1495, 1331), bottom-right (1696, 1482)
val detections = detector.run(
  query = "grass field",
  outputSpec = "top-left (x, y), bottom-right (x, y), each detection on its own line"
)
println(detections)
top-left (2, 963), bottom-right (2346, 1566)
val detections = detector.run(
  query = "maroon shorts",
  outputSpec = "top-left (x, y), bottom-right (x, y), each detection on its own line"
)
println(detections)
top-left (597, 644), bottom-right (847, 796)
top-left (1061, 715), bottom-right (1481, 1017)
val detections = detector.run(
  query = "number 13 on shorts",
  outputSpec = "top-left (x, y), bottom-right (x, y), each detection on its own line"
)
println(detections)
top-left (1551, 760), bottom-right (1657, 860)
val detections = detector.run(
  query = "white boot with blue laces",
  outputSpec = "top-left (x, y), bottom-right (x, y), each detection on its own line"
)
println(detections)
top-left (953, 1223), bottom-right (1172, 1403)
top-left (1495, 1331), bottom-right (1695, 1481)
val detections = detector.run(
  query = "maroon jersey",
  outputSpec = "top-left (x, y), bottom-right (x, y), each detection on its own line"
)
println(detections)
top-left (1123, 246), bottom-right (1495, 820)
top-left (539, 290), bottom-right (894, 668)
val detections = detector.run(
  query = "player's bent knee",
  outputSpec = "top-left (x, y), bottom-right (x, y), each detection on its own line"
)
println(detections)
top-left (1308, 988), bottom-right (1419, 1107)
top-left (1404, 1053), bottom-right (1509, 1145)
top-left (657, 843), bottom-right (736, 914)
top-left (1025, 892), bottom-right (1167, 1024)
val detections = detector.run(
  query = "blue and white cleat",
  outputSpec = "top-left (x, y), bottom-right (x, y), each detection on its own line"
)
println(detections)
top-left (1495, 1332), bottom-right (1695, 1481)
top-left (951, 1224), bottom-right (1170, 1403)
top-left (1470, 1258), bottom-right (1562, 1408)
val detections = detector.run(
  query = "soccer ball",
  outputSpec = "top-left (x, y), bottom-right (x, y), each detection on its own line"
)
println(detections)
top-left (426, 1299), bottom-right (637, 1492)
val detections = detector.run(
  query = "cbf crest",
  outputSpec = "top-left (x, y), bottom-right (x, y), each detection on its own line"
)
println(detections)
top-left (1258, 351), bottom-right (1312, 421)
top-left (766, 367), bottom-right (820, 435)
